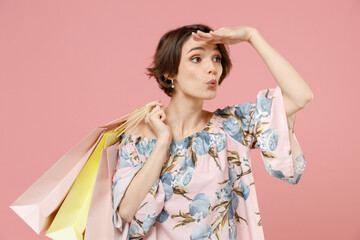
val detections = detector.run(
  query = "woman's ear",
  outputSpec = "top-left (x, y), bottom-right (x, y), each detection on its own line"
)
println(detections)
top-left (163, 72), bottom-right (177, 81)
top-left (163, 73), bottom-right (172, 80)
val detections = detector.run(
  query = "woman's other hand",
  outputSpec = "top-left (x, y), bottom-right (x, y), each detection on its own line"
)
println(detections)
top-left (145, 100), bottom-right (172, 143)
top-left (191, 25), bottom-right (258, 45)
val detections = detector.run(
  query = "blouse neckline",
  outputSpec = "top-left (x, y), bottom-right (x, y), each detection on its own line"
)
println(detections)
top-left (120, 109), bottom-right (219, 144)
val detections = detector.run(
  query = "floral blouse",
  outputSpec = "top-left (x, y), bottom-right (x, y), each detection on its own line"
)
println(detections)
top-left (111, 85), bottom-right (306, 240)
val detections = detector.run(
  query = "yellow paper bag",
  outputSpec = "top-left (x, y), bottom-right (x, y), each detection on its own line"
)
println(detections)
top-left (45, 130), bottom-right (120, 240)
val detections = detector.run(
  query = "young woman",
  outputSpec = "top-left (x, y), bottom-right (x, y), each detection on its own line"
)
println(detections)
top-left (111, 24), bottom-right (313, 239)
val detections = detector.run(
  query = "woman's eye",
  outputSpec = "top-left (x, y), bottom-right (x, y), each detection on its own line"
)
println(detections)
top-left (191, 57), bottom-right (201, 63)
top-left (214, 56), bottom-right (222, 62)
top-left (191, 56), bottom-right (222, 63)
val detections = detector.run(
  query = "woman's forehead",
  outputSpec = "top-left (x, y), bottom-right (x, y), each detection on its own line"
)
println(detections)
top-left (183, 38), bottom-right (220, 54)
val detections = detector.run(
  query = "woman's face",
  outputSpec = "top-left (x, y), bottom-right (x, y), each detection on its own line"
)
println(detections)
top-left (172, 36), bottom-right (223, 100)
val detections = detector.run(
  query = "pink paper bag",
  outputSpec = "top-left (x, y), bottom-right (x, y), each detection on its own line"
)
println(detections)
top-left (84, 140), bottom-right (120, 240)
top-left (10, 119), bottom-right (126, 235)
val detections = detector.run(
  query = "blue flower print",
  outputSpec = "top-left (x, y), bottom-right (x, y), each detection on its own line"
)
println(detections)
top-left (228, 164), bottom-right (237, 185)
top-left (142, 211), bottom-right (157, 233)
top-left (288, 153), bottom-right (306, 184)
top-left (254, 95), bottom-right (272, 121)
top-left (189, 193), bottom-right (211, 222)
top-left (223, 181), bottom-right (233, 201)
top-left (180, 167), bottom-right (194, 187)
top-left (265, 161), bottom-right (304, 185)
top-left (257, 128), bottom-right (279, 152)
top-left (169, 137), bottom-right (190, 154)
top-left (156, 208), bottom-right (169, 223)
top-left (270, 169), bottom-right (285, 179)
top-left (222, 117), bottom-right (242, 143)
top-left (118, 148), bottom-right (136, 168)
top-left (212, 133), bottom-right (226, 152)
top-left (163, 184), bottom-right (173, 202)
top-left (193, 132), bottom-right (211, 155)
top-left (179, 152), bottom-right (195, 170)
top-left (135, 138), bottom-right (156, 158)
top-left (262, 157), bottom-right (285, 180)
top-left (228, 192), bottom-right (239, 220)
top-left (238, 180), bottom-right (250, 200)
top-left (263, 156), bottom-right (303, 183)
top-left (233, 102), bottom-right (253, 131)
top-left (129, 224), bottom-right (139, 237)
top-left (228, 218), bottom-right (237, 240)
top-left (161, 172), bottom-right (173, 185)
top-left (190, 224), bottom-right (213, 240)
top-left (294, 154), bottom-right (306, 175)
top-left (161, 172), bottom-right (174, 201)
top-left (167, 155), bottom-right (195, 190)
top-left (215, 181), bottom-right (232, 201)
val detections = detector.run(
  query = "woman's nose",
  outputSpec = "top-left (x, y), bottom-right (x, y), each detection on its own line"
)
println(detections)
top-left (207, 59), bottom-right (217, 74)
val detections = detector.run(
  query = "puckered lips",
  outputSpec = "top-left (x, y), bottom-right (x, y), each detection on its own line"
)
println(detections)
top-left (206, 79), bottom-right (217, 88)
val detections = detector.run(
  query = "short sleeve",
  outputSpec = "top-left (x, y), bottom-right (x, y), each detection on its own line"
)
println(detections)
top-left (111, 138), bottom-right (165, 238)
top-left (248, 85), bottom-right (306, 185)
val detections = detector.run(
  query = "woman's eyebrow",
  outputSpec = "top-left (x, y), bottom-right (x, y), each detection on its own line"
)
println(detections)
top-left (187, 46), bottom-right (219, 54)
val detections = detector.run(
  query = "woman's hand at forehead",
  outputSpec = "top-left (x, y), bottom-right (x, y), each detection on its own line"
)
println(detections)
top-left (191, 25), bottom-right (258, 45)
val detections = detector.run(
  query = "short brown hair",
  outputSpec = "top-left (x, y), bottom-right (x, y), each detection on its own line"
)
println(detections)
top-left (145, 24), bottom-right (233, 97)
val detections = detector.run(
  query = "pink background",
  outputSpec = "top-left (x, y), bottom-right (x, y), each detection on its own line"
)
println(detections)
top-left (1, 0), bottom-right (359, 239)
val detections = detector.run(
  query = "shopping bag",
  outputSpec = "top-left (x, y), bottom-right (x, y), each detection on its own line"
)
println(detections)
top-left (10, 103), bottom-right (153, 236)
top-left (83, 140), bottom-right (120, 240)
top-left (46, 130), bottom-right (119, 240)
top-left (9, 127), bottom-right (105, 234)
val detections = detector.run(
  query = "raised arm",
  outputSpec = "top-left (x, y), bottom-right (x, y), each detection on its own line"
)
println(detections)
top-left (248, 29), bottom-right (314, 116)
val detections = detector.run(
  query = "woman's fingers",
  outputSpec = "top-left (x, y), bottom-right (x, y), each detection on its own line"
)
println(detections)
top-left (145, 99), bottom-right (163, 107)
top-left (145, 105), bottom-right (165, 124)
top-left (158, 108), bottom-right (166, 121)
top-left (144, 100), bottom-right (166, 124)
top-left (193, 30), bottom-right (228, 43)
top-left (146, 101), bottom-right (163, 112)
